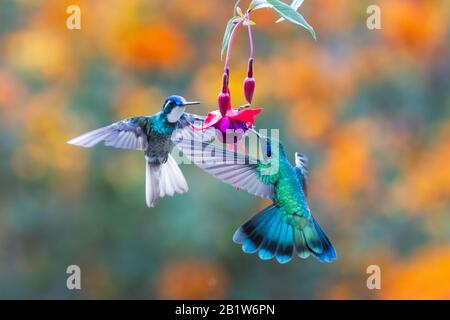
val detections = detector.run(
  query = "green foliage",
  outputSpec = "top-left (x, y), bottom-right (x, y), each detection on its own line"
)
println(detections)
top-left (221, 17), bottom-right (237, 60)
top-left (249, 0), bottom-right (272, 11)
top-left (276, 0), bottom-right (304, 23)
top-left (221, 1), bottom-right (315, 60)
top-left (266, 0), bottom-right (316, 39)
top-left (248, 0), bottom-right (316, 39)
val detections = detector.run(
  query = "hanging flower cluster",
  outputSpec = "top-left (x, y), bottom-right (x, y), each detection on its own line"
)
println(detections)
top-left (194, 0), bottom-right (316, 143)
top-left (196, 65), bottom-right (262, 142)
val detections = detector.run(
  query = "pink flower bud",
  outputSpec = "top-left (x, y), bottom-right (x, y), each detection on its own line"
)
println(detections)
top-left (244, 58), bottom-right (255, 104)
top-left (218, 92), bottom-right (231, 117)
top-left (219, 71), bottom-right (231, 116)
top-left (244, 77), bottom-right (255, 104)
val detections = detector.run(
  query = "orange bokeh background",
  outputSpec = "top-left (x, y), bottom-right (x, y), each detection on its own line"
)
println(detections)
top-left (0, 0), bottom-right (449, 299)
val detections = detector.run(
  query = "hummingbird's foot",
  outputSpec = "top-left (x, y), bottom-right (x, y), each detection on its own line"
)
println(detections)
top-left (238, 103), bottom-right (251, 111)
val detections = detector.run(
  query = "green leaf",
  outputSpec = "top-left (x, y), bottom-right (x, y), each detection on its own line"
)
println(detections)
top-left (236, 6), bottom-right (244, 16)
top-left (221, 17), bottom-right (237, 60)
top-left (276, 0), bottom-right (304, 23)
top-left (266, 0), bottom-right (316, 40)
top-left (249, 0), bottom-right (273, 11)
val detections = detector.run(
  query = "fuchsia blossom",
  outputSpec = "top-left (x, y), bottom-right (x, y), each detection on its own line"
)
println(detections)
top-left (193, 71), bottom-right (262, 142)
top-left (192, 0), bottom-right (317, 143)
top-left (243, 59), bottom-right (256, 104)
top-left (193, 4), bottom-right (262, 142)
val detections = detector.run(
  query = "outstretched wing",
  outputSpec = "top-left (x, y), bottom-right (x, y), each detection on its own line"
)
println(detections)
top-left (172, 113), bottom-right (275, 199)
top-left (67, 117), bottom-right (149, 151)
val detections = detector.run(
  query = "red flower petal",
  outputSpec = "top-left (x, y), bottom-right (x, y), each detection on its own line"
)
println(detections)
top-left (192, 107), bottom-right (263, 132)
top-left (191, 111), bottom-right (223, 130)
top-left (227, 108), bottom-right (263, 126)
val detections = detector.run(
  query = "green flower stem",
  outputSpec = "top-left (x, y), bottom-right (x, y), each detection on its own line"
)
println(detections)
top-left (223, 17), bottom-right (244, 74)
top-left (223, 11), bottom-right (254, 72)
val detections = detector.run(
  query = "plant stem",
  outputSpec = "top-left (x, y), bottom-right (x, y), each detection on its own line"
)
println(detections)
top-left (223, 18), bottom-right (244, 73)
top-left (247, 22), bottom-right (254, 60)
top-left (223, 1), bottom-right (254, 83)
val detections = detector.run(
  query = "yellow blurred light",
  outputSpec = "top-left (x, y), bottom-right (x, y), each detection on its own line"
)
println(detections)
top-left (5, 29), bottom-right (75, 79)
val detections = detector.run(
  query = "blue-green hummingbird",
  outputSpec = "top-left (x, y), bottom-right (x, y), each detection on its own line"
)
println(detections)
top-left (173, 126), bottom-right (337, 264)
top-left (67, 95), bottom-right (201, 208)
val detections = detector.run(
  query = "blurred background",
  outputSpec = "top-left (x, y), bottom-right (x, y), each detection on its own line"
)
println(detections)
top-left (0, 0), bottom-right (449, 299)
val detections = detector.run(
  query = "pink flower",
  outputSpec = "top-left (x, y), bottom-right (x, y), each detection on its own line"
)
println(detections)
top-left (243, 58), bottom-right (256, 104)
top-left (193, 107), bottom-right (262, 142)
top-left (193, 70), bottom-right (262, 142)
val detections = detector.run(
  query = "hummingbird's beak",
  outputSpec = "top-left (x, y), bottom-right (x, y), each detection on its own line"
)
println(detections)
top-left (183, 101), bottom-right (201, 106)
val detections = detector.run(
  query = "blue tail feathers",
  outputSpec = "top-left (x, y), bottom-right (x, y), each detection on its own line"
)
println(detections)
top-left (233, 205), bottom-right (337, 264)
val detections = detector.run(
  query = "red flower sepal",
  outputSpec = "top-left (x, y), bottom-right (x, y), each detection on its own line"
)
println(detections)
top-left (192, 107), bottom-right (262, 131)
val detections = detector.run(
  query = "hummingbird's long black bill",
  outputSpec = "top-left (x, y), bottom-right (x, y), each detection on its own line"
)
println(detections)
top-left (183, 101), bottom-right (201, 106)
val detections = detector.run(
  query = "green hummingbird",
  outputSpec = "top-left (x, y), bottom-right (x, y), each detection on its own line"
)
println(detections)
top-left (67, 95), bottom-right (201, 208)
top-left (173, 125), bottom-right (337, 264)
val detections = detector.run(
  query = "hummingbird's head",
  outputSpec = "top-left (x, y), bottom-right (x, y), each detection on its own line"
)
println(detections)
top-left (162, 95), bottom-right (200, 123)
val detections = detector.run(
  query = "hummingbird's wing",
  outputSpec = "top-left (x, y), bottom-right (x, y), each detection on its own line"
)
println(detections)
top-left (172, 114), bottom-right (275, 199)
top-left (67, 117), bottom-right (149, 151)
top-left (294, 153), bottom-right (309, 196)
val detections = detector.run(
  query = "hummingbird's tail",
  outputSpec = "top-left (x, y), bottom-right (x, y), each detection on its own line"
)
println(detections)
top-left (233, 205), bottom-right (337, 264)
top-left (145, 154), bottom-right (188, 208)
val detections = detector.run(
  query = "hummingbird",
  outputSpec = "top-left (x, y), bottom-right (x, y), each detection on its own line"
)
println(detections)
top-left (67, 95), bottom-right (201, 208)
top-left (173, 127), bottom-right (337, 264)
